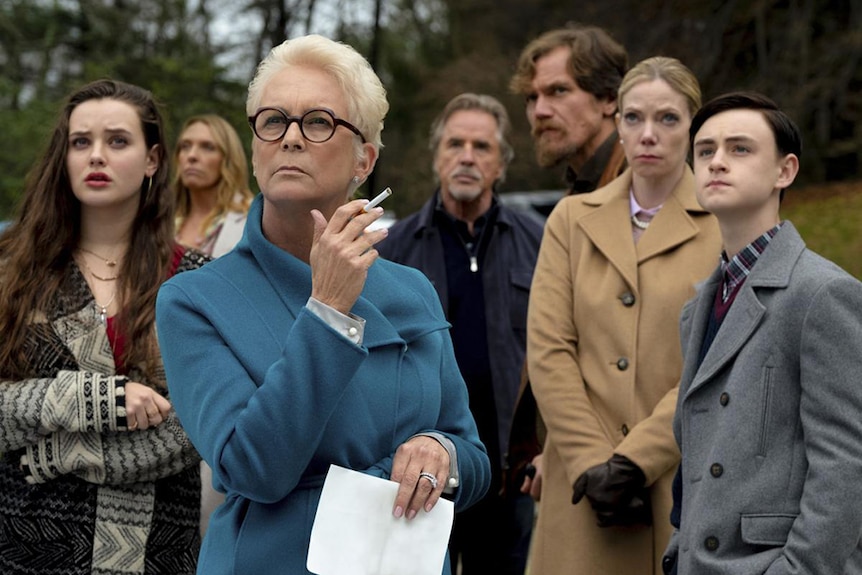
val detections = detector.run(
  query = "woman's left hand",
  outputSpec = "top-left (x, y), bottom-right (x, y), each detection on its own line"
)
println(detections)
top-left (390, 435), bottom-right (450, 520)
top-left (309, 200), bottom-right (389, 315)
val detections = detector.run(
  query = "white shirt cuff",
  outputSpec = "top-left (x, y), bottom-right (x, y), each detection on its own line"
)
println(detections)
top-left (306, 297), bottom-right (366, 346)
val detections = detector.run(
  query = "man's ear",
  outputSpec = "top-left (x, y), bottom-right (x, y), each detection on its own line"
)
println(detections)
top-left (601, 97), bottom-right (618, 118)
top-left (775, 153), bottom-right (799, 191)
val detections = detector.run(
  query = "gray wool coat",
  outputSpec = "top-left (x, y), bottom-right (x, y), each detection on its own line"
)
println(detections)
top-left (665, 222), bottom-right (862, 574)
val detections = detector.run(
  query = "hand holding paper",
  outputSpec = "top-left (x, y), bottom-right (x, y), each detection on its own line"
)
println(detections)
top-left (307, 465), bottom-right (455, 575)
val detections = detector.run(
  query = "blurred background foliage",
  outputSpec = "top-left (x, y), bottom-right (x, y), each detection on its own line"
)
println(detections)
top-left (782, 182), bottom-right (862, 279)
top-left (1, 0), bottom-right (860, 274)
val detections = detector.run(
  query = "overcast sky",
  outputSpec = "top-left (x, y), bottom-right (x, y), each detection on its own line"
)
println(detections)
top-left (204, 0), bottom-right (379, 80)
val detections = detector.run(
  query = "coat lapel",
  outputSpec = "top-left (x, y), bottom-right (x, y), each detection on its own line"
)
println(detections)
top-left (685, 286), bottom-right (767, 398)
top-left (683, 222), bottom-right (806, 399)
top-left (250, 240), bottom-right (407, 350)
top-left (51, 262), bottom-right (116, 376)
top-left (579, 167), bottom-right (712, 293)
top-left (636, 170), bottom-right (705, 264)
top-left (354, 263), bottom-right (448, 347)
top-left (244, 196), bottom-right (434, 350)
top-left (679, 269), bottom-right (721, 393)
top-left (579, 172), bottom-right (639, 290)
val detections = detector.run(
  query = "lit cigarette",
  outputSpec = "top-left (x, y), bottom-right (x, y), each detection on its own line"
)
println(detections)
top-left (362, 187), bottom-right (392, 212)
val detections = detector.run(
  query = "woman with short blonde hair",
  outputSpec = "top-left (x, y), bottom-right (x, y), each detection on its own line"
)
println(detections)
top-left (158, 35), bottom-right (490, 575)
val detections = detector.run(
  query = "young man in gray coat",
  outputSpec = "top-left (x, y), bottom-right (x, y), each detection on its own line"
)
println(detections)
top-left (663, 91), bottom-right (862, 574)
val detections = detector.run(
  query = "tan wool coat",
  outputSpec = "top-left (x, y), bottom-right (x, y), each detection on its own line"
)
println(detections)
top-left (526, 167), bottom-right (722, 575)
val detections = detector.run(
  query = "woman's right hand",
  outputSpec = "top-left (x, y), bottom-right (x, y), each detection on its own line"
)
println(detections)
top-left (390, 435), bottom-right (450, 520)
top-left (124, 381), bottom-right (171, 431)
top-left (309, 200), bottom-right (389, 315)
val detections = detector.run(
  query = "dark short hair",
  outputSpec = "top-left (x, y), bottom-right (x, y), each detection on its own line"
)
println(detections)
top-left (510, 24), bottom-right (628, 104)
top-left (690, 91), bottom-right (802, 159)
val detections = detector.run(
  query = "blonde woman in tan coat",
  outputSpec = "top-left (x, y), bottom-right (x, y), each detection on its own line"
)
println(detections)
top-left (526, 57), bottom-right (722, 574)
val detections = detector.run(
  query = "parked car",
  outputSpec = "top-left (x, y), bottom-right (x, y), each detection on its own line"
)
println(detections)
top-left (369, 190), bottom-right (565, 232)
top-left (498, 189), bottom-right (565, 224)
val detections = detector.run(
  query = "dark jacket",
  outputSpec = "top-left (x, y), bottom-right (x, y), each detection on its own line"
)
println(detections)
top-left (378, 192), bottom-right (544, 470)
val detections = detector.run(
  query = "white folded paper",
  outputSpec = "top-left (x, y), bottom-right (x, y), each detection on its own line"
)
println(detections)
top-left (307, 464), bottom-right (454, 575)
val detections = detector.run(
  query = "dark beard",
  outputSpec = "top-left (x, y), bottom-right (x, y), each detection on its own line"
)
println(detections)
top-left (535, 141), bottom-right (579, 169)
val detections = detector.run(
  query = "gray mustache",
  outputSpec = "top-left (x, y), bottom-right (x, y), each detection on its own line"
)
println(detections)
top-left (451, 168), bottom-right (482, 180)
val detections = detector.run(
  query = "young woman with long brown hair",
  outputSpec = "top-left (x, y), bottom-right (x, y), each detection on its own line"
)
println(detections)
top-left (0, 79), bottom-right (206, 575)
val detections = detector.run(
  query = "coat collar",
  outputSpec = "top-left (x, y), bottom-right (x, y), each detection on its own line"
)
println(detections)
top-left (410, 190), bottom-right (516, 237)
top-left (684, 222), bottom-right (806, 398)
top-left (240, 195), bottom-right (445, 348)
top-left (565, 130), bottom-right (621, 193)
top-left (578, 167), bottom-right (710, 290)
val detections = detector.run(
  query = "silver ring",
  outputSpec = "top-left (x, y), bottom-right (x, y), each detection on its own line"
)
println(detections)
top-left (419, 472), bottom-right (438, 489)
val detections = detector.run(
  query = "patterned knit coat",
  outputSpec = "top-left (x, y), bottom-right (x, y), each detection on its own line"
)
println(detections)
top-left (0, 249), bottom-right (207, 575)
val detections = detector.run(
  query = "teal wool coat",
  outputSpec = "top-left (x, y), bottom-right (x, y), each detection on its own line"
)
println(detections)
top-left (156, 196), bottom-right (490, 575)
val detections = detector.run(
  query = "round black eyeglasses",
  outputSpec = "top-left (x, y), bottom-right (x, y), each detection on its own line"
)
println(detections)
top-left (248, 107), bottom-right (367, 144)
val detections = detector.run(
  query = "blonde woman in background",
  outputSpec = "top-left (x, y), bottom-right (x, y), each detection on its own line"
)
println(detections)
top-left (173, 114), bottom-right (254, 258)
top-left (173, 114), bottom-right (254, 536)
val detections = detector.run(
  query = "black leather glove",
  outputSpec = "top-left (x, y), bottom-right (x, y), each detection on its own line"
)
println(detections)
top-left (592, 489), bottom-right (651, 527)
top-left (571, 454), bottom-right (652, 527)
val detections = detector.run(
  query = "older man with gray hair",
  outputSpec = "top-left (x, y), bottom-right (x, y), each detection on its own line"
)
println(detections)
top-left (378, 93), bottom-right (543, 575)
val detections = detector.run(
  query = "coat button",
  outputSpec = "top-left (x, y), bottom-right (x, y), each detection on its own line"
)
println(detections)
top-left (704, 536), bottom-right (719, 551)
top-left (620, 292), bottom-right (636, 307)
top-left (710, 463), bottom-right (724, 477)
top-left (621, 424), bottom-right (629, 436)
top-left (719, 392), bottom-right (730, 406)
top-left (616, 357), bottom-right (629, 371)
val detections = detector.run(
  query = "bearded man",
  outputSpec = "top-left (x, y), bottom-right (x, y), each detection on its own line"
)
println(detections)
top-left (502, 25), bottom-right (630, 522)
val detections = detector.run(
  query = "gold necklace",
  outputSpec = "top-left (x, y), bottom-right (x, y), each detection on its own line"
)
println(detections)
top-left (81, 259), bottom-right (119, 282)
top-left (78, 246), bottom-right (119, 267)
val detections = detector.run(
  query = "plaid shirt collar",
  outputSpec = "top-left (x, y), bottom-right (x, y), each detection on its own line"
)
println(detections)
top-left (720, 222), bottom-right (783, 302)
